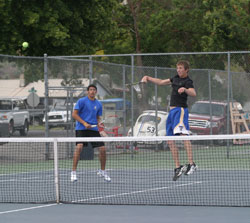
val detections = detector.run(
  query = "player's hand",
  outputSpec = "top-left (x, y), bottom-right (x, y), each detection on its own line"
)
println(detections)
top-left (84, 123), bottom-right (92, 129)
top-left (98, 122), bottom-right (104, 128)
top-left (141, 76), bottom-right (149, 83)
top-left (178, 87), bottom-right (186, 94)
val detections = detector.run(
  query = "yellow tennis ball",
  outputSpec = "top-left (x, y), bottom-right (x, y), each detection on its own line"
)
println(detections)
top-left (22, 42), bottom-right (29, 48)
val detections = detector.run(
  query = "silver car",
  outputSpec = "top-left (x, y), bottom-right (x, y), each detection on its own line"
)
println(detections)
top-left (127, 110), bottom-right (168, 149)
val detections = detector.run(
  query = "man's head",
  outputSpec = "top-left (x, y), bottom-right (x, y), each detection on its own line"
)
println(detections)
top-left (87, 84), bottom-right (97, 99)
top-left (177, 60), bottom-right (190, 71)
top-left (176, 60), bottom-right (190, 78)
top-left (87, 84), bottom-right (97, 91)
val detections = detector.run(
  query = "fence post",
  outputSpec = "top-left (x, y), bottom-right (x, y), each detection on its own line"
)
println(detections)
top-left (122, 65), bottom-right (127, 137)
top-left (226, 52), bottom-right (231, 158)
top-left (44, 53), bottom-right (49, 160)
top-left (208, 70), bottom-right (212, 135)
top-left (154, 67), bottom-right (159, 150)
top-left (154, 67), bottom-right (158, 134)
top-left (131, 55), bottom-right (134, 137)
top-left (89, 56), bottom-right (93, 84)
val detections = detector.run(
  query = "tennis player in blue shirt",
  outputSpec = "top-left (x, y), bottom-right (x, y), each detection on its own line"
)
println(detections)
top-left (71, 84), bottom-right (111, 182)
top-left (141, 60), bottom-right (197, 181)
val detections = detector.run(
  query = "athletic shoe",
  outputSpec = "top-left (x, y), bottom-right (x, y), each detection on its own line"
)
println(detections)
top-left (71, 171), bottom-right (77, 182)
top-left (184, 163), bottom-right (198, 175)
top-left (173, 165), bottom-right (187, 181)
top-left (97, 169), bottom-right (111, 182)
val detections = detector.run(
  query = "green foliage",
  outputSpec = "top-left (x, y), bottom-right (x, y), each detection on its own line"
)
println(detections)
top-left (106, 0), bottom-right (249, 64)
top-left (201, 0), bottom-right (250, 51)
top-left (1, 0), bottom-right (249, 57)
top-left (1, 0), bottom-right (250, 93)
top-left (0, 0), bottom-right (119, 56)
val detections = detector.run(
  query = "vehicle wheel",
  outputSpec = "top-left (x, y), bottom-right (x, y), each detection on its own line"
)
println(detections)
top-left (154, 142), bottom-right (169, 150)
top-left (216, 128), bottom-right (226, 146)
top-left (9, 120), bottom-right (14, 136)
top-left (162, 142), bottom-right (170, 150)
top-left (20, 120), bottom-right (29, 136)
top-left (64, 125), bottom-right (70, 130)
top-left (157, 142), bottom-right (164, 150)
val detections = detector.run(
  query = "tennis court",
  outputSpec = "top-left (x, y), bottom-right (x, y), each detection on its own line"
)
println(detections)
top-left (1, 168), bottom-right (250, 206)
top-left (0, 135), bottom-right (250, 223)
top-left (0, 135), bottom-right (250, 207)
top-left (1, 203), bottom-right (250, 223)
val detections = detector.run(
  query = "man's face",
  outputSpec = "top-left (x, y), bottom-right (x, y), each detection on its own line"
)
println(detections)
top-left (87, 87), bottom-right (97, 99)
top-left (177, 64), bottom-right (188, 78)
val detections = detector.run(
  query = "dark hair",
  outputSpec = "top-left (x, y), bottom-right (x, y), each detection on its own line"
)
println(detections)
top-left (87, 84), bottom-right (97, 91)
top-left (177, 60), bottom-right (190, 71)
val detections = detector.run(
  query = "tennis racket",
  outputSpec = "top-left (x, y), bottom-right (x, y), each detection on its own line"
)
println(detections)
top-left (126, 81), bottom-right (146, 98)
top-left (91, 119), bottom-right (105, 128)
top-left (125, 81), bottom-right (143, 87)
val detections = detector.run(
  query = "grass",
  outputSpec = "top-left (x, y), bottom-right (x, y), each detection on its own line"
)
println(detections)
top-left (0, 160), bottom-right (54, 174)
top-left (29, 125), bottom-right (66, 131)
top-left (29, 125), bottom-right (45, 130)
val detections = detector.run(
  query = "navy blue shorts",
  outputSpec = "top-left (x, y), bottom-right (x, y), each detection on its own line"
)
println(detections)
top-left (75, 130), bottom-right (105, 147)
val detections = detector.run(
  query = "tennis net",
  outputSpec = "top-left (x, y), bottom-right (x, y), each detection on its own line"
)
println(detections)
top-left (0, 134), bottom-right (250, 206)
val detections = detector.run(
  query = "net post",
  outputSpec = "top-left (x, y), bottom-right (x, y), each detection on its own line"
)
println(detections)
top-left (53, 138), bottom-right (60, 204)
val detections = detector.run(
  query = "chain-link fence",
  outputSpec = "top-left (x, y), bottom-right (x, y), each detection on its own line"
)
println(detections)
top-left (1, 52), bottom-right (250, 142)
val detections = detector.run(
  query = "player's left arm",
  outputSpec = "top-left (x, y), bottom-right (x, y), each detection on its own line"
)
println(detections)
top-left (97, 116), bottom-right (104, 128)
top-left (178, 80), bottom-right (196, 97)
top-left (178, 87), bottom-right (196, 97)
top-left (97, 102), bottom-right (104, 128)
top-left (184, 88), bottom-right (196, 97)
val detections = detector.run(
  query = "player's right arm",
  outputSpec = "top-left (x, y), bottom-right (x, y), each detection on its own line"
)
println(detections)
top-left (141, 75), bottom-right (171, 86)
top-left (72, 109), bottom-right (91, 128)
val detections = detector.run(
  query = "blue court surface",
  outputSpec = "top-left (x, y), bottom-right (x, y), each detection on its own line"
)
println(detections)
top-left (0, 203), bottom-right (250, 223)
top-left (1, 140), bottom-right (250, 222)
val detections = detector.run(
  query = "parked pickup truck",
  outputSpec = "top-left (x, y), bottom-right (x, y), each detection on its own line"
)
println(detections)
top-left (0, 98), bottom-right (30, 136)
top-left (43, 110), bottom-right (72, 129)
top-left (188, 100), bottom-right (242, 135)
top-left (43, 103), bottom-right (75, 129)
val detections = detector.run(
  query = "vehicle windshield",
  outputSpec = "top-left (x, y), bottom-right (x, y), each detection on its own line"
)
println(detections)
top-left (137, 115), bottom-right (161, 124)
top-left (50, 99), bottom-right (74, 111)
top-left (0, 100), bottom-right (12, 110)
top-left (104, 116), bottom-right (121, 128)
top-left (190, 103), bottom-right (225, 116)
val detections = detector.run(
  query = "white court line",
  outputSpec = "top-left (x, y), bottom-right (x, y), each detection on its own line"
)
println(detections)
top-left (0, 169), bottom-right (109, 183)
top-left (0, 175), bottom-right (55, 183)
top-left (0, 170), bottom-right (54, 177)
top-left (72, 181), bottom-right (203, 203)
top-left (0, 203), bottom-right (60, 215)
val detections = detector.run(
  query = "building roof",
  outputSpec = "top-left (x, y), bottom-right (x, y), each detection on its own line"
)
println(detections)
top-left (0, 78), bottom-right (111, 99)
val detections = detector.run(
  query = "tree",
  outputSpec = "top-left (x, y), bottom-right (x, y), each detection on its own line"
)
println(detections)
top-left (201, 0), bottom-right (250, 77)
top-left (106, 0), bottom-right (249, 62)
top-left (0, 0), bottom-right (119, 56)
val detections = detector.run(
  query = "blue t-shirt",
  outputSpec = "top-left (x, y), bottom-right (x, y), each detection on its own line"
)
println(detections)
top-left (74, 96), bottom-right (102, 131)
